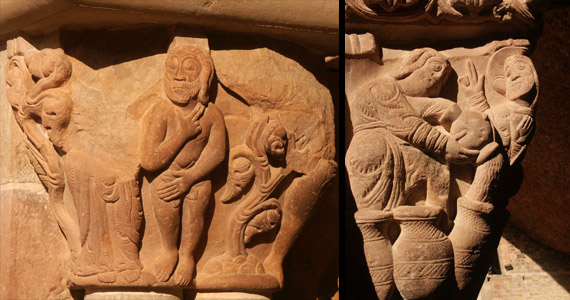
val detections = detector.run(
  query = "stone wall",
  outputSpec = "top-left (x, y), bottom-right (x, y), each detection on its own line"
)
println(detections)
top-left (508, 2), bottom-right (570, 256)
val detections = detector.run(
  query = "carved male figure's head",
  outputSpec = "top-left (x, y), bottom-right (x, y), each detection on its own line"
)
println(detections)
top-left (488, 48), bottom-right (538, 108)
top-left (504, 55), bottom-right (535, 102)
top-left (393, 48), bottom-right (451, 97)
top-left (164, 45), bottom-right (214, 105)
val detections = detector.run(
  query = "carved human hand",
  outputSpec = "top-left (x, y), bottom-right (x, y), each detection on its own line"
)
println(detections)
top-left (155, 166), bottom-right (197, 201)
top-left (177, 103), bottom-right (205, 140)
top-left (458, 59), bottom-right (485, 99)
top-left (445, 129), bottom-right (480, 165)
top-left (514, 114), bottom-right (533, 142)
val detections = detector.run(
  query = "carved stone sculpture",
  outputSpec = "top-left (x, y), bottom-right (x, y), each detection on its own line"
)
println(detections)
top-left (346, 29), bottom-right (541, 299)
top-left (345, 0), bottom-right (543, 23)
top-left (3, 31), bottom-right (337, 298)
top-left (138, 40), bottom-right (226, 286)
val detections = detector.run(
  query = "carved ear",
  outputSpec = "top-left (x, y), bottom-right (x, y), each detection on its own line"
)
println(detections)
top-left (492, 76), bottom-right (506, 96)
top-left (198, 52), bottom-right (215, 105)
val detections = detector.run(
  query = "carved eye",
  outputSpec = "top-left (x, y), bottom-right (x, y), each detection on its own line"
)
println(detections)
top-left (430, 61), bottom-right (443, 72)
top-left (516, 62), bottom-right (527, 71)
top-left (183, 59), bottom-right (198, 71)
top-left (232, 156), bottom-right (252, 175)
top-left (167, 56), bottom-right (178, 70)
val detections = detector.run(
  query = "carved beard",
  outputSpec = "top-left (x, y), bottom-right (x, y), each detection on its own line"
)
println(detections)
top-left (164, 78), bottom-right (201, 105)
top-left (506, 75), bottom-right (533, 101)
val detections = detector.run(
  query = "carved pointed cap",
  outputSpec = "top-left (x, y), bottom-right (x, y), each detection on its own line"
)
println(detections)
top-left (345, 32), bottom-right (380, 61)
top-left (168, 35), bottom-right (210, 52)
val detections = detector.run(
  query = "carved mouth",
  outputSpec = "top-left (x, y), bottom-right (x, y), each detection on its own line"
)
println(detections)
top-left (172, 87), bottom-right (188, 93)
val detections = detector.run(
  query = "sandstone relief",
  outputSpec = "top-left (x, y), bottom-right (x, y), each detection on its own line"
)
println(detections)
top-left (345, 0), bottom-right (543, 23)
top-left (4, 33), bottom-right (336, 296)
top-left (346, 33), bottom-right (539, 299)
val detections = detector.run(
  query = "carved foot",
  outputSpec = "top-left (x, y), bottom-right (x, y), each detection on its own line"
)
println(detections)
top-left (263, 256), bottom-right (284, 288)
top-left (73, 248), bottom-right (99, 277)
top-left (151, 249), bottom-right (178, 282)
top-left (97, 271), bottom-right (117, 283)
top-left (173, 255), bottom-right (195, 286)
top-left (121, 268), bottom-right (142, 283)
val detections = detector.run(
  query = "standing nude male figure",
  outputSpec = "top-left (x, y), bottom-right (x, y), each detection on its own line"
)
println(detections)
top-left (139, 43), bottom-right (226, 285)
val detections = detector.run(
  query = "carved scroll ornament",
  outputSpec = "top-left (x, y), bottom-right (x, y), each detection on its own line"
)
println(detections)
top-left (345, 0), bottom-right (543, 24)
top-left (346, 33), bottom-right (538, 300)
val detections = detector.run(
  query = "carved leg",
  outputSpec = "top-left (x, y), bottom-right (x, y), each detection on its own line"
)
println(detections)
top-left (112, 179), bottom-right (144, 283)
top-left (355, 210), bottom-right (395, 300)
top-left (150, 182), bottom-right (181, 282)
top-left (449, 197), bottom-right (509, 300)
top-left (425, 163), bottom-right (453, 233)
top-left (94, 177), bottom-right (116, 283)
top-left (264, 159), bottom-right (336, 286)
top-left (174, 180), bottom-right (212, 286)
top-left (450, 154), bottom-right (509, 299)
top-left (346, 130), bottom-right (404, 211)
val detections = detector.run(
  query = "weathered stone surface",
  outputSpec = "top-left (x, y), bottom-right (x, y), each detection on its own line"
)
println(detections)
top-left (85, 289), bottom-right (183, 300)
top-left (345, 0), bottom-right (548, 46)
top-left (0, 185), bottom-right (71, 300)
top-left (1, 26), bottom-right (337, 299)
top-left (345, 0), bottom-right (546, 296)
top-left (194, 292), bottom-right (270, 300)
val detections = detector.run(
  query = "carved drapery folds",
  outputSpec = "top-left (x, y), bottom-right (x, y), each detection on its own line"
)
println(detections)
top-left (4, 33), bottom-right (336, 294)
top-left (346, 10), bottom-right (541, 296)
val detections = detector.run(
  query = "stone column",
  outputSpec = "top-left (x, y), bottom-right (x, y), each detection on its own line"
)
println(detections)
top-left (85, 289), bottom-right (183, 300)
top-left (195, 292), bottom-right (271, 300)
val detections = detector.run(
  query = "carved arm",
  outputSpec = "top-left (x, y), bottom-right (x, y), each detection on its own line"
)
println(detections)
top-left (180, 104), bottom-right (227, 184)
top-left (139, 104), bottom-right (190, 172)
top-left (407, 96), bottom-right (462, 131)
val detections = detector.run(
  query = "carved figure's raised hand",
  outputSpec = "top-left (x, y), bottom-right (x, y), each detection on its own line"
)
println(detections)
top-left (458, 59), bottom-right (485, 99)
top-left (445, 129), bottom-right (480, 165)
top-left (155, 165), bottom-right (197, 201)
top-left (177, 102), bottom-right (205, 140)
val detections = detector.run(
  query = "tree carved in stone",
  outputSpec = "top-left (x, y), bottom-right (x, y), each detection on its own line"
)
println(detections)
top-left (198, 45), bottom-right (338, 289)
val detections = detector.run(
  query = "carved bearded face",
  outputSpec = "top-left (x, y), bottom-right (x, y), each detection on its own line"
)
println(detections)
top-left (504, 55), bottom-right (535, 101)
top-left (164, 46), bottom-right (202, 105)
